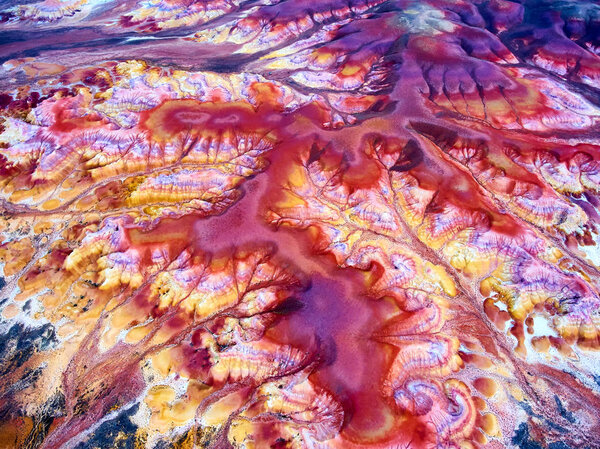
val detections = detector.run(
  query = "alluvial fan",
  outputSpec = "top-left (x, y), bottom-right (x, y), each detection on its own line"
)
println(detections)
top-left (0, 0), bottom-right (600, 448)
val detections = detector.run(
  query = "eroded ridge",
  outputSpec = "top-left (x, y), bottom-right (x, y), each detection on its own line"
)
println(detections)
top-left (0, 0), bottom-right (600, 448)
